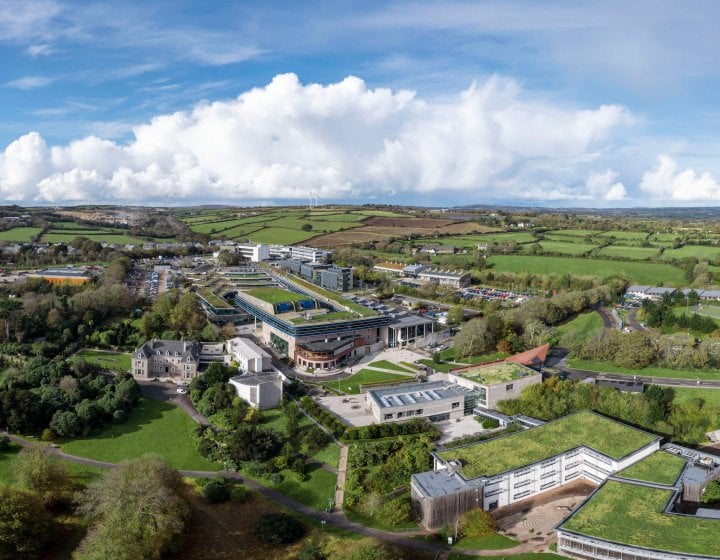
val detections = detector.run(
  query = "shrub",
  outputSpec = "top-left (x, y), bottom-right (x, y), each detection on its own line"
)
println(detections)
top-left (229, 484), bottom-right (247, 502)
top-left (459, 508), bottom-right (496, 539)
top-left (254, 512), bottom-right (305, 544)
top-left (481, 418), bottom-right (500, 429)
top-left (376, 496), bottom-right (412, 527)
top-left (202, 478), bottom-right (230, 503)
top-left (0, 436), bottom-right (11, 451)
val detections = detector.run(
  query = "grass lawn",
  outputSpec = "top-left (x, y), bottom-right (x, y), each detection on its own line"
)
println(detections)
top-left (312, 443), bottom-right (340, 468)
top-left (0, 226), bottom-right (42, 242)
top-left (554, 311), bottom-right (603, 346)
top-left (487, 255), bottom-right (686, 285)
top-left (615, 451), bottom-right (686, 486)
top-left (269, 464), bottom-right (337, 510)
top-left (0, 443), bottom-right (104, 487)
top-left (567, 358), bottom-right (720, 381)
top-left (673, 387), bottom-right (720, 407)
top-left (324, 369), bottom-right (410, 394)
top-left (561, 480), bottom-right (720, 555)
top-left (61, 398), bottom-right (220, 471)
top-left (366, 360), bottom-right (416, 373)
top-left (438, 411), bottom-right (657, 479)
top-left (663, 245), bottom-right (720, 260)
top-left (454, 533), bottom-right (519, 550)
top-left (420, 350), bottom-right (509, 373)
top-left (597, 245), bottom-right (660, 260)
top-left (71, 349), bottom-right (131, 372)
top-left (0, 443), bottom-right (21, 484)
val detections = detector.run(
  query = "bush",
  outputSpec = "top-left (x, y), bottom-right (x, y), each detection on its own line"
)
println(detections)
top-left (376, 496), bottom-right (412, 527)
top-left (229, 484), bottom-right (247, 502)
top-left (202, 478), bottom-right (230, 503)
top-left (480, 417), bottom-right (500, 429)
top-left (459, 508), bottom-right (496, 539)
top-left (0, 436), bottom-right (11, 451)
top-left (254, 512), bottom-right (305, 544)
top-left (40, 428), bottom-right (55, 442)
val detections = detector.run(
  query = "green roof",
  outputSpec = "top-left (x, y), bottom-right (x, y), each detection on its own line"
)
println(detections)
top-left (196, 288), bottom-right (233, 309)
top-left (453, 362), bottom-right (537, 385)
top-left (245, 288), bottom-right (313, 305)
top-left (437, 411), bottom-right (658, 479)
top-left (561, 480), bottom-right (720, 555)
top-left (615, 451), bottom-right (686, 486)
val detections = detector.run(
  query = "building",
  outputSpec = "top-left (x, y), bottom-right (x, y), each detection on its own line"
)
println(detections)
top-left (448, 362), bottom-right (542, 410)
top-left (234, 243), bottom-right (270, 262)
top-left (277, 259), bottom-right (353, 292)
top-left (419, 244), bottom-right (457, 255)
top-left (131, 339), bottom-right (201, 382)
top-left (229, 372), bottom-right (284, 410)
top-left (557, 444), bottom-right (720, 560)
top-left (387, 311), bottom-right (434, 348)
top-left (373, 262), bottom-right (407, 276)
top-left (295, 336), bottom-right (362, 370)
top-left (411, 411), bottom-right (662, 530)
top-left (226, 337), bottom-right (272, 373)
top-left (417, 268), bottom-right (471, 289)
top-left (368, 381), bottom-right (465, 423)
top-left (290, 246), bottom-right (332, 263)
top-left (26, 267), bottom-right (92, 284)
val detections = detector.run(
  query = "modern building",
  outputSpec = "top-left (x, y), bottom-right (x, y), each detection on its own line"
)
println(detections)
top-left (277, 259), bottom-right (353, 292)
top-left (290, 246), bottom-right (332, 263)
top-left (131, 339), bottom-right (201, 382)
top-left (448, 362), bottom-right (542, 410)
top-left (387, 311), bottom-right (434, 348)
top-left (229, 372), bottom-right (284, 410)
top-left (234, 243), bottom-right (270, 262)
top-left (295, 336), bottom-right (362, 370)
top-left (373, 262), bottom-right (407, 276)
top-left (26, 267), bottom-right (92, 284)
top-left (368, 381), bottom-right (465, 423)
top-left (226, 337), bottom-right (272, 373)
top-left (417, 268), bottom-right (472, 289)
top-left (557, 444), bottom-right (720, 560)
top-left (411, 411), bottom-right (662, 530)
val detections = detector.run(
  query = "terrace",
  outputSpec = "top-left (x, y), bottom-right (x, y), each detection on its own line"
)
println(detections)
top-left (437, 411), bottom-right (658, 479)
top-left (453, 362), bottom-right (533, 385)
top-left (560, 480), bottom-right (720, 556)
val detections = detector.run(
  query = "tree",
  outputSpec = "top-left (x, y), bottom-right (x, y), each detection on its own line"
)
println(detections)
top-left (446, 305), bottom-right (464, 327)
top-left (16, 446), bottom-right (72, 507)
top-left (49, 410), bottom-right (80, 437)
top-left (301, 223), bottom-right (313, 232)
top-left (254, 513), bottom-right (305, 544)
top-left (459, 508), bottom-right (496, 539)
top-left (454, 318), bottom-right (492, 358)
top-left (74, 455), bottom-right (189, 560)
top-left (202, 478), bottom-right (230, 503)
top-left (0, 486), bottom-right (54, 560)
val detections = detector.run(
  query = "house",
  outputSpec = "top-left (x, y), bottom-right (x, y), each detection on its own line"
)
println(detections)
top-left (131, 339), bottom-right (201, 382)
top-left (419, 244), bottom-right (456, 255)
top-left (226, 337), bottom-right (272, 373)
top-left (229, 372), bottom-right (284, 409)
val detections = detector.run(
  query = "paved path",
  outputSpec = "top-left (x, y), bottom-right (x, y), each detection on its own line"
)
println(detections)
top-left (626, 308), bottom-right (647, 331)
top-left (335, 444), bottom-right (349, 511)
top-left (558, 365), bottom-right (720, 388)
top-left (137, 380), bottom-right (211, 425)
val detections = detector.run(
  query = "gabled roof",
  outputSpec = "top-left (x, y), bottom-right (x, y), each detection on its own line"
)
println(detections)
top-left (505, 343), bottom-right (550, 368)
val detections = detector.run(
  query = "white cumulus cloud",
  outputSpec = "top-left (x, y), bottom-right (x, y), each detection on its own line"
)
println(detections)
top-left (640, 156), bottom-right (720, 201)
top-left (0, 73), bottom-right (632, 204)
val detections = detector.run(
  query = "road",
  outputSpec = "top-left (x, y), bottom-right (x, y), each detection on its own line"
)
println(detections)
top-left (558, 365), bottom-right (720, 388)
top-left (626, 308), bottom-right (647, 332)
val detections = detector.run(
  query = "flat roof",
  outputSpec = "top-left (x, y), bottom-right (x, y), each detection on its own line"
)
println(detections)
top-left (245, 287), bottom-right (313, 305)
top-left (614, 450), bottom-right (686, 486)
top-left (229, 372), bottom-right (281, 386)
top-left (228, 337), bottom-right (270, 360)
top-left (452, 362), bottom-right (538, 385)
top-left (437, 411), bottom-right (659, 479)
top-left (32, 268), bottom-right (91, 278)
top-left (560, 479), bottom-right (720, 556)
top-left (374, 262), bottom-right (406, 271)
top-left (412, 469), bottom-right (483, 498)
top-left (369, 381), bottom-right (463, 409)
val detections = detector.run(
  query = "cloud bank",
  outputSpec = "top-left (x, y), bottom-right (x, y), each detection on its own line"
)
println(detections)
top-left (0, 73), bottom-right (633, 204)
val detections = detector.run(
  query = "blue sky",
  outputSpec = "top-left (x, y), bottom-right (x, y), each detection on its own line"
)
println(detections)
top-left (0, 0), bottom-right (719, 206)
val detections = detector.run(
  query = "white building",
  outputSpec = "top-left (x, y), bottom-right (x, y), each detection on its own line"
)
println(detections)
top-left (368, 381), bottom-right (465, 423)
top-left (229, 372), bottom-right (284, 410)
top-left (226, 337), bottom-right (272, 373)
top-left (235, 243), bottom-right (270, 262)
top-left (290, 246), bottom-right (331, 263)
top-left (417, 268), bottom-right (472, 289)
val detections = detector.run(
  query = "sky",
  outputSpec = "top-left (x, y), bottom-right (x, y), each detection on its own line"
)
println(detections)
top-left (0, 0), bottom-right (720, 207)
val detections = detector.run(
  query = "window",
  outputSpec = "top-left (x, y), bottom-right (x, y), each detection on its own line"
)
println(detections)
top-left (384, 414), bottom-right (393, 420)
top-left (451, 402), bottom-right (460, 409)
top-left (416, 409), bottom-right (423, 415)
top-left (505, 383), bottom-right (514, 391)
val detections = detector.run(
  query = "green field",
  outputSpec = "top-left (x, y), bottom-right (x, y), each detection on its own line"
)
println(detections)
top-left (454, 533), bottom-right (519, 550)
top-left (247, 227), bottom-right (319, 245)
top-left (663, 245), bottom-right (720, 260)
top-left (597, 245), bottom-right (660, 259)
top-left (0, 227), bottom-right (43, 242)
top-left (567, 358), bottom-right (720, 381)
top-left (597, 230), bottom-right (651, 241)
top-left (554, 312), bottom-right (604, 346)
top-left (561, 480), bottom-right (720, 555)
top-left (41, 232), bottom-right (155, 245)
top-left (437, 411), bottom-right (657, 479)
top-left (533, 241), bottom-right (596, 255)
top-left (71, 349), bottom-right (131, 372)
top-left (61, 398), bottom-right (220, 471)
top-left (672, 387), bottom-right (720, 407)
top-left (615, 451), bottom-right (685, 486)
top-left (323, 369), bottom-right (410, 394)
top-left (487, 255), bottom-right (687, 284)
top-left (415, 232), bottom-right (535, 248)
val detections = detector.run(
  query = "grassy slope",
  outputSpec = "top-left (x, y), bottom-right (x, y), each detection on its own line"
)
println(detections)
top-left (555, 312), bottom-right (603, 346)
top-left (567, 358), bottom-right (720, 380)
top-left (61, 398), bottom-right (220, 471)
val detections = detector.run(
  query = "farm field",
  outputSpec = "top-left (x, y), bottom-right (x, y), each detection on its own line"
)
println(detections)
top-left (415, 232), bottom-right (535, 248)
top-left (246, 227), bottom-right (320, 245)
top-left (41, 232), bottom-right (159, 244)
top-left (0, 226), bottom-right (43, 242)
top-left (531, 241), bottom-right (595, 255)
top-left (71, 349), bottom-right (131, 372)
top-left (486, 255), bottom-right (686, 285)
top-left (662, 245), bottom-right (720, 260)
top-left (596, 245), bottom-right (660, 259)
top-left (61, 398), bottom-right (220, 471)
top-left (597, 230), bottom-right (651, 242)
top-left (544, 229), bottom-right (601, 238)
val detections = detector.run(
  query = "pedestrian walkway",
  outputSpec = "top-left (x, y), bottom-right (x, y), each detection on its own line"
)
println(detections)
top-left (335, 444), bottom-right (349, 511)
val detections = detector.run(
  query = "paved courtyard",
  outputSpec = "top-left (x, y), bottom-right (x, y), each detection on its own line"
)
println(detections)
top-left (315, 394), bottom-right (375, 426)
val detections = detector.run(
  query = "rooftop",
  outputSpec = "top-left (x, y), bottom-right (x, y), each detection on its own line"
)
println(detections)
top-left (369, 381), bottom-right (464, 409)
top-left (374, 261), bottom-right (406, 271)
top-left (245, 287), bottom-right (313, 305)
top-left (418, 268), bottom-right (469, 279)
top-left (560, 480), bottom-right (720, 556)
top-left (196, 288), bottom-right (234, 309)
top-left (437, 411), bottom-right (659, 479)
top-left (452, 362), bottom-right (538, 385)
top-left (615, 450), bottom-right (686, 486)
top-left (229, 372), bottom-right (282, 386)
